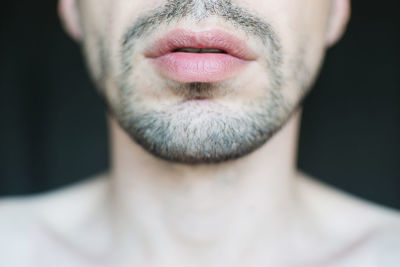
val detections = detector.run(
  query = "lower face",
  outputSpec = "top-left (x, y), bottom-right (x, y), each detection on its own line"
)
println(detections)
top-left (80, 0), bottom-right (330, 164)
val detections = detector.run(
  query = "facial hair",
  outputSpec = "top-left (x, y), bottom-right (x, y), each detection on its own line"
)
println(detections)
top-left (101, 0), bottom-right (307, 164)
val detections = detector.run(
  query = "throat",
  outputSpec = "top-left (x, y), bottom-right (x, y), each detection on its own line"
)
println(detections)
top-left (107, 113), bottom-right (302, 262)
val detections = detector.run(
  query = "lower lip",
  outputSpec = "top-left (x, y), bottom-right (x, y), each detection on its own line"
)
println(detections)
top-left (150, 52), bottom-right (249, 83)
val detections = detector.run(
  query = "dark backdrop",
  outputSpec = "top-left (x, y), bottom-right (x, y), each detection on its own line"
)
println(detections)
top-left (0, 1), bottom-right (399, 208)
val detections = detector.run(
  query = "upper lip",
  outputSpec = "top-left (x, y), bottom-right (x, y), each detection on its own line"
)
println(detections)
top-left (144, 28), bottom-right (257, 61)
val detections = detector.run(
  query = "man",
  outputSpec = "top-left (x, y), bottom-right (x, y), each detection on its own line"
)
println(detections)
top-left (1, 0), bottom-right (399, 266)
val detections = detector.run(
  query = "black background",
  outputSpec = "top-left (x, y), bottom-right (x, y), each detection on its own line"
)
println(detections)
top-left (0, 1), bottom-right (399, 209)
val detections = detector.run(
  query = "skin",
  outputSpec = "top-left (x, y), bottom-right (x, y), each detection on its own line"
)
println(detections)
top-left (1, 0), bottom-right (400, 266)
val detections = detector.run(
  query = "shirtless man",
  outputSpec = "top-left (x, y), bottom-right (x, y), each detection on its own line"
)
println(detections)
top-left (1, 0), bottom-right (399, 266)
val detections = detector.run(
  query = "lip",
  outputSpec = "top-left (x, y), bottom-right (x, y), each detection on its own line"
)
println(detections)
top-left (145, 29), bottom-right (257, 83)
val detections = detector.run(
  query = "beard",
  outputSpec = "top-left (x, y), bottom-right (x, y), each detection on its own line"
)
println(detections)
top-left (96, 0), bottom-right (310, 164)
top-left (114, 81), bottom-right (290, 164)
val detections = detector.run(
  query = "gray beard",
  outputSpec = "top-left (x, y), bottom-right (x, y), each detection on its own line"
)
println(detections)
top-left (104, 0), bottom-right (307, 164)
top-left (115, 84), bottom-right (289, 164)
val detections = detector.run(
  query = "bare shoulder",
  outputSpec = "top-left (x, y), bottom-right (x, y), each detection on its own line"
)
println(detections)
top-left (344, 223), bottom-right (400, 266)
top-left (366, 224), bottom-right (400, 266)
top-left (0, 174), bottom-right (109, 266)
top-left (0, 194), bottom-right (39, 266)
top-left (0, 173), bottom-right (109, 223)
top-left (297, 172), bottom-right (400, 266)
top-left (298, 172), bottom-right (400, 224)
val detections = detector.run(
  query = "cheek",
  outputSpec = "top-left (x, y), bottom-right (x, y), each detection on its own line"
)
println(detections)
top-left (239, 0), bottom-right (330, 71)
top-left (253, 0), bottom-right (331, 104)
top-left (275, 2), bottom-right (329, 57)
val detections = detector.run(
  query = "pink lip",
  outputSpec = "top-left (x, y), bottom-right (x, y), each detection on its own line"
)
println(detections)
top-left (145, 29), bottom-right (256, 83)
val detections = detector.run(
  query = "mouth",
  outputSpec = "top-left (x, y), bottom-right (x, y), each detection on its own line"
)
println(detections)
top-left (171, 48), bottom-right (228, 54)
top-left (145, 29), bottom-right (257, 83)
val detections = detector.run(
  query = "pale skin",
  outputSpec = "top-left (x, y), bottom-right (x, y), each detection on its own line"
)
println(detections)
top-left (1, 0), bottom-right (400, 266)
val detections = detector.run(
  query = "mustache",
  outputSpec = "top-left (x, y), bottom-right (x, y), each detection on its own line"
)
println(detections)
top-left (118, 0), bottom-right (283, 100)
top-left (121, 0), bottom-right (281, 65)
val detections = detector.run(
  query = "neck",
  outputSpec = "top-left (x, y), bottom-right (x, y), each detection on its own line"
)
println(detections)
top-left (106, 110), bottom-right (302, 264)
